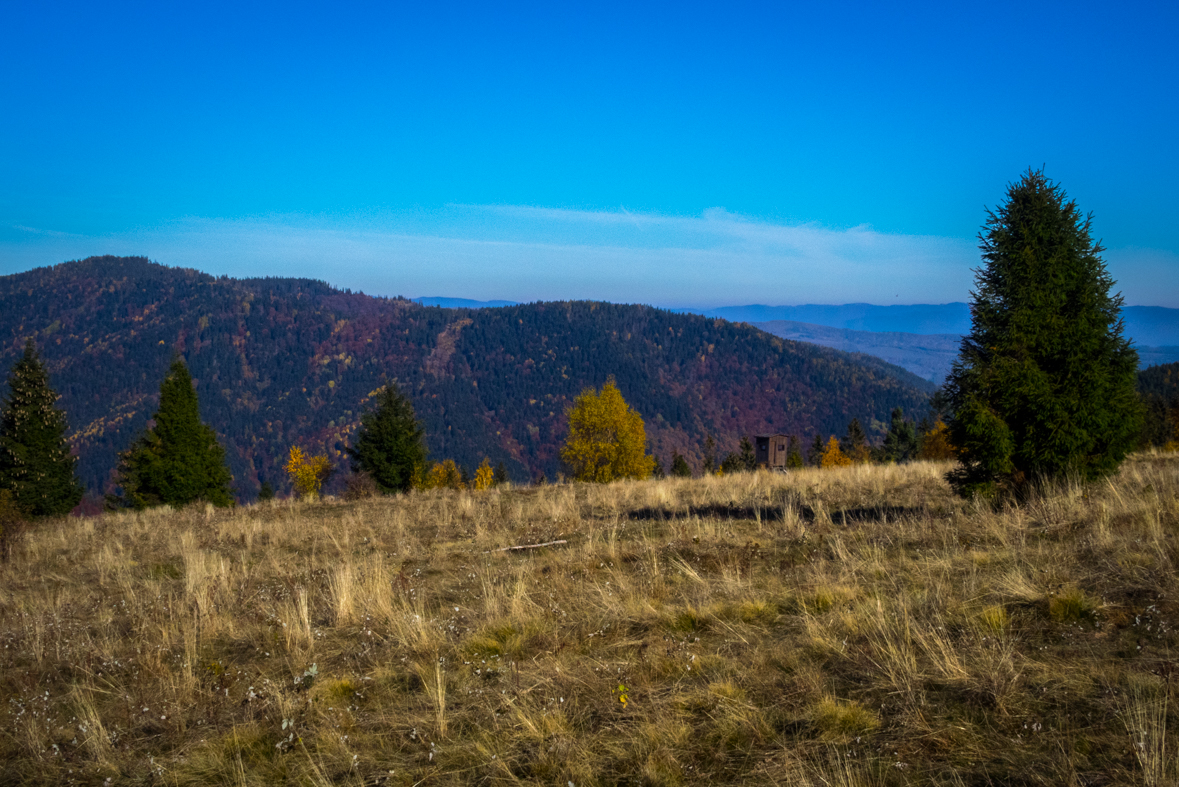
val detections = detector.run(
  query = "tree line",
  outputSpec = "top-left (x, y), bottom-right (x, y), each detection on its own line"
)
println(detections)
top-left (0, 169), bottom-right (1171, 536)
top-left (646, 407), bottom-right (956, 480)
top-left (0, 255), bottom-right (935, 495)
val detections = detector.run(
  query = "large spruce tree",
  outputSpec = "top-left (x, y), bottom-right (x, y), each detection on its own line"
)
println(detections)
top-left (0, 340), bottom-right (84, 517)
top-left (347, 382), bottom-right (427, 494)
top-left (945, 169), bottom-right (1141, 498)
top-left (110, 357), bottom-right (233, 509)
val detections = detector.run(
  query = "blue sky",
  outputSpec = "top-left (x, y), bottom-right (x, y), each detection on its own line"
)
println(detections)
top-left (2, 1), bottom-right (1176, 306)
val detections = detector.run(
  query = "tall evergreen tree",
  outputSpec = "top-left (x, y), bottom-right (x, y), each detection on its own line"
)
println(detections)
top-left (945, 169), bottom-right (1141, 498)
top-left (0, 340), bottom-right (84, 517)
top-left (109, 357), bottom-right (233, 509)
top-left (347, 383), bottom-right (427, 494)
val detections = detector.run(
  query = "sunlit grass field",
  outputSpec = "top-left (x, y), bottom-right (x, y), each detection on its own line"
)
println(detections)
top-left (3, 455), bottom-right (1179, 785)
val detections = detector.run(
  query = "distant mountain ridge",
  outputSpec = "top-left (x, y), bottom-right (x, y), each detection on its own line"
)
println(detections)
top-left (0, 257), bottom-right (934, 499)
top-left (751, 320), bottom-right (1179, 383)
top-left (404, 299), bottom-right (1179, 359)
top-left (751, 321), bottom-right (961, 383)
top-left (684, 303), bottom-right (974, 335)
top-left (681, 303), bottom-right (1179, 348)
top-left (414, 296), bottom-right (519, 309)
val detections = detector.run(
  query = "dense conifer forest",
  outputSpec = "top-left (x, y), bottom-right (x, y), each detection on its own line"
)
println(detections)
top-left (1, 257), bottom-right (939, 499)
top-left (1138, 360), bottom-right (1179, 448)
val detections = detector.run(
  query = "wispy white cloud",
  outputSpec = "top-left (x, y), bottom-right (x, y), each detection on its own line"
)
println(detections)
top-left (10, 224), bottom-right (83, 238)
top-left (1, 205), bottom-right (1172, 306)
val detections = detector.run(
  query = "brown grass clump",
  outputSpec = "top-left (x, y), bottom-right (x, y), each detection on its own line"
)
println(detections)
top-left (1, 457), bottom-right (1179, 784)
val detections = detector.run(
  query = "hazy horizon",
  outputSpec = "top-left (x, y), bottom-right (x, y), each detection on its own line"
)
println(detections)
top-left (2, 208), bottom-right (1175, 308)
top-left (3, 3), bottom-right (1176, 306)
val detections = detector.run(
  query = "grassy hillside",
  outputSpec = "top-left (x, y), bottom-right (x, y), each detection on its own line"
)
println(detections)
top-left (0, 256), bottom-right (932, 498)
top-left (2, 457), bottom-right (1178, 785)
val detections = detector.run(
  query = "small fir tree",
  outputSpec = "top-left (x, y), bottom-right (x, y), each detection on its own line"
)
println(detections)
top-left (786, 435), bottom-right (805, 469)
top-left (719, 452), bottom-right (742, 474)
top-left (109, 357), bottom-right (233, 509)
top-left (347, 383), bottom-right (427, 494)
top-left (493, 461), bottom-right (509, 487)
top-left (0, 340), bottom-right (84, 517)
top-left (882, 408), bottom-right (918, 463)
top-left (739, 436), bottom-right (757, 471)
top-left (671, 452), bottom-right (692, 478)
top-left (845, 418), bottom-right (871, 464)
top-left (808, 434), bottom-right (825, 467)
top-left (257, 480), bottom-right (275, 502)
top-left (945, 170), bottom-right (1141, 497)
top-left (702, 434), bottom-right (717, 475)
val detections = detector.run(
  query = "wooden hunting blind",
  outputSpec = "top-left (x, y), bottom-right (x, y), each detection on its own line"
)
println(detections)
top-left (756, 434), bottom-right (791, 469)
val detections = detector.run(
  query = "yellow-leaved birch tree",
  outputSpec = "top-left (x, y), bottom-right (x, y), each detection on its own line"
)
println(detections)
top-left (561, 379), bottom-right (655, 483)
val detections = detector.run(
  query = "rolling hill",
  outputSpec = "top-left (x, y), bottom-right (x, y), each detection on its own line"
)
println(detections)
top-left (0, 257), bottom-right (934, 500)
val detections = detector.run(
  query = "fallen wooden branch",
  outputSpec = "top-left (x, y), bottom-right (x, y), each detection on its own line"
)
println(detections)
top-left (488, 539), bottom-right (568, 553)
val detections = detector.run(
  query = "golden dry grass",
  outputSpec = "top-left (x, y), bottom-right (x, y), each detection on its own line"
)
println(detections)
top-left (2, 455), bottom-right (1179, 785)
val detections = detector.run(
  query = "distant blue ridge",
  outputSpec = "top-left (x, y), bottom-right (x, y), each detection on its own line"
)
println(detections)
top-left (414, 296), bottom-right (519, 309)
top-left (414, 296), bottom-right (1179, 351)
top-left (675, 303), bottom-right (974, 334)
top-left (674, 303), bottom-right (1179, 348)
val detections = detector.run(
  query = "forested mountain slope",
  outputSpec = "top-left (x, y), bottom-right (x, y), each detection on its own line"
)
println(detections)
top-left (1139, 360), bottom-right (1179, 401)
top-left (1138, 360), bottom-right (1179, 447)
top-left (0, 257), bottom-right (933, 498)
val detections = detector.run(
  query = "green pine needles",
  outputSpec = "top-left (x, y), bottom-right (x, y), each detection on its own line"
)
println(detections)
top-left (0, 340), bottom-right (84, 518)
top-left (347, 382), bottom-right (427, 494)
top-left (945, 169), bottom-right (1142, 498)
top-left (109, 357), bottom-right (234, 509)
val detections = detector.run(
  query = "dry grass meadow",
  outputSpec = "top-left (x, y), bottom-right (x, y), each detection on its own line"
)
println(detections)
top-left (3, 455), bottom-right (1179, 786)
